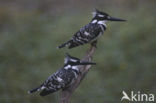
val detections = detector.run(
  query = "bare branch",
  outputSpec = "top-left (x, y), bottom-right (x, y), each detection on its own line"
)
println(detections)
top-left (59, 45), bottom-right (96, 103)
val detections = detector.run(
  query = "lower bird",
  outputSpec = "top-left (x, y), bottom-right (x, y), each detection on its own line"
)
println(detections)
top-left (57, 9), bottom-right (126, 49)
top-left (28, 54), bottom-right (96, 96)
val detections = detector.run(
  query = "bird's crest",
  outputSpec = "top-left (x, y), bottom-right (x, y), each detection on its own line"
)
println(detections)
top-left (92, 8), bottom-right (109, 18)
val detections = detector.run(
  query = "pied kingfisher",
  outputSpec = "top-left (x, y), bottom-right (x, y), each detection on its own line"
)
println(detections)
top-left (57, 9), bottom-right (126, 49)
top-left (28, 53), bottom-right (96, 96)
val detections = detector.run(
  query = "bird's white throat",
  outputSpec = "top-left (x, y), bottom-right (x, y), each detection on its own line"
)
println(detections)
top-left (64, 65), bottom-right (79, 71)
top-left (92, 20), bottom-right (107, 27)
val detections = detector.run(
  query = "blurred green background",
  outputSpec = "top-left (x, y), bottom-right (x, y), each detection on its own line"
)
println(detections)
top-left (0, 0), bottom-right (156, 103)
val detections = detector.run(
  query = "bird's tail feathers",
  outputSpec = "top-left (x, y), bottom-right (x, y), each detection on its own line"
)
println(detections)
top-left (57, 43), bottom-right (67, 49)
top-left (28, 85), bottom-right (43, 94)
top-left (40, 89), bottom-right (56, 96)
top-left (57, 40), bottom-right (72, 49)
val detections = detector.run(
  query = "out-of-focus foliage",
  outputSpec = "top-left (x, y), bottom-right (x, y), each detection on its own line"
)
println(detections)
top-left (0, 0), bottom-right (156, 103)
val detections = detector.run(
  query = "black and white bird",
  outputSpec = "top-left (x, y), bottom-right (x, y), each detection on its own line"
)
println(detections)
top-left (28, 54), bottom-right (96, 96)
top-left (57, 9), bottom-right (126, 49)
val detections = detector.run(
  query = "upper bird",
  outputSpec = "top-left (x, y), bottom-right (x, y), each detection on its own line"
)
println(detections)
top-left (57, 9), bottom-right (126, 49)
top-left (28, 53), bottom-right (96, 96)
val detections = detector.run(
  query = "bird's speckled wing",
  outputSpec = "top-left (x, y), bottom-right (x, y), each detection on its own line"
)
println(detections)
top-left (40, 68), bottom-right (78, 96)
top-left (68, 23), bottom-right (104, 48)
top-left (57, 23), bottom-right (105, 49)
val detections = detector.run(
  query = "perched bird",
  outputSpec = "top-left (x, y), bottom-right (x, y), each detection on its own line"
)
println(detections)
top-left (28, 54), bottom-right (96, 96)
top-left (57, 9), bottom-right (126, 49)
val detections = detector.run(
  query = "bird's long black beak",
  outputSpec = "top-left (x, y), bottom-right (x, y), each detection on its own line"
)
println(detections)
top-left (108, 17), bottom-right (126, 21)
top-left (78, 61), bottom-right (96, 65)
